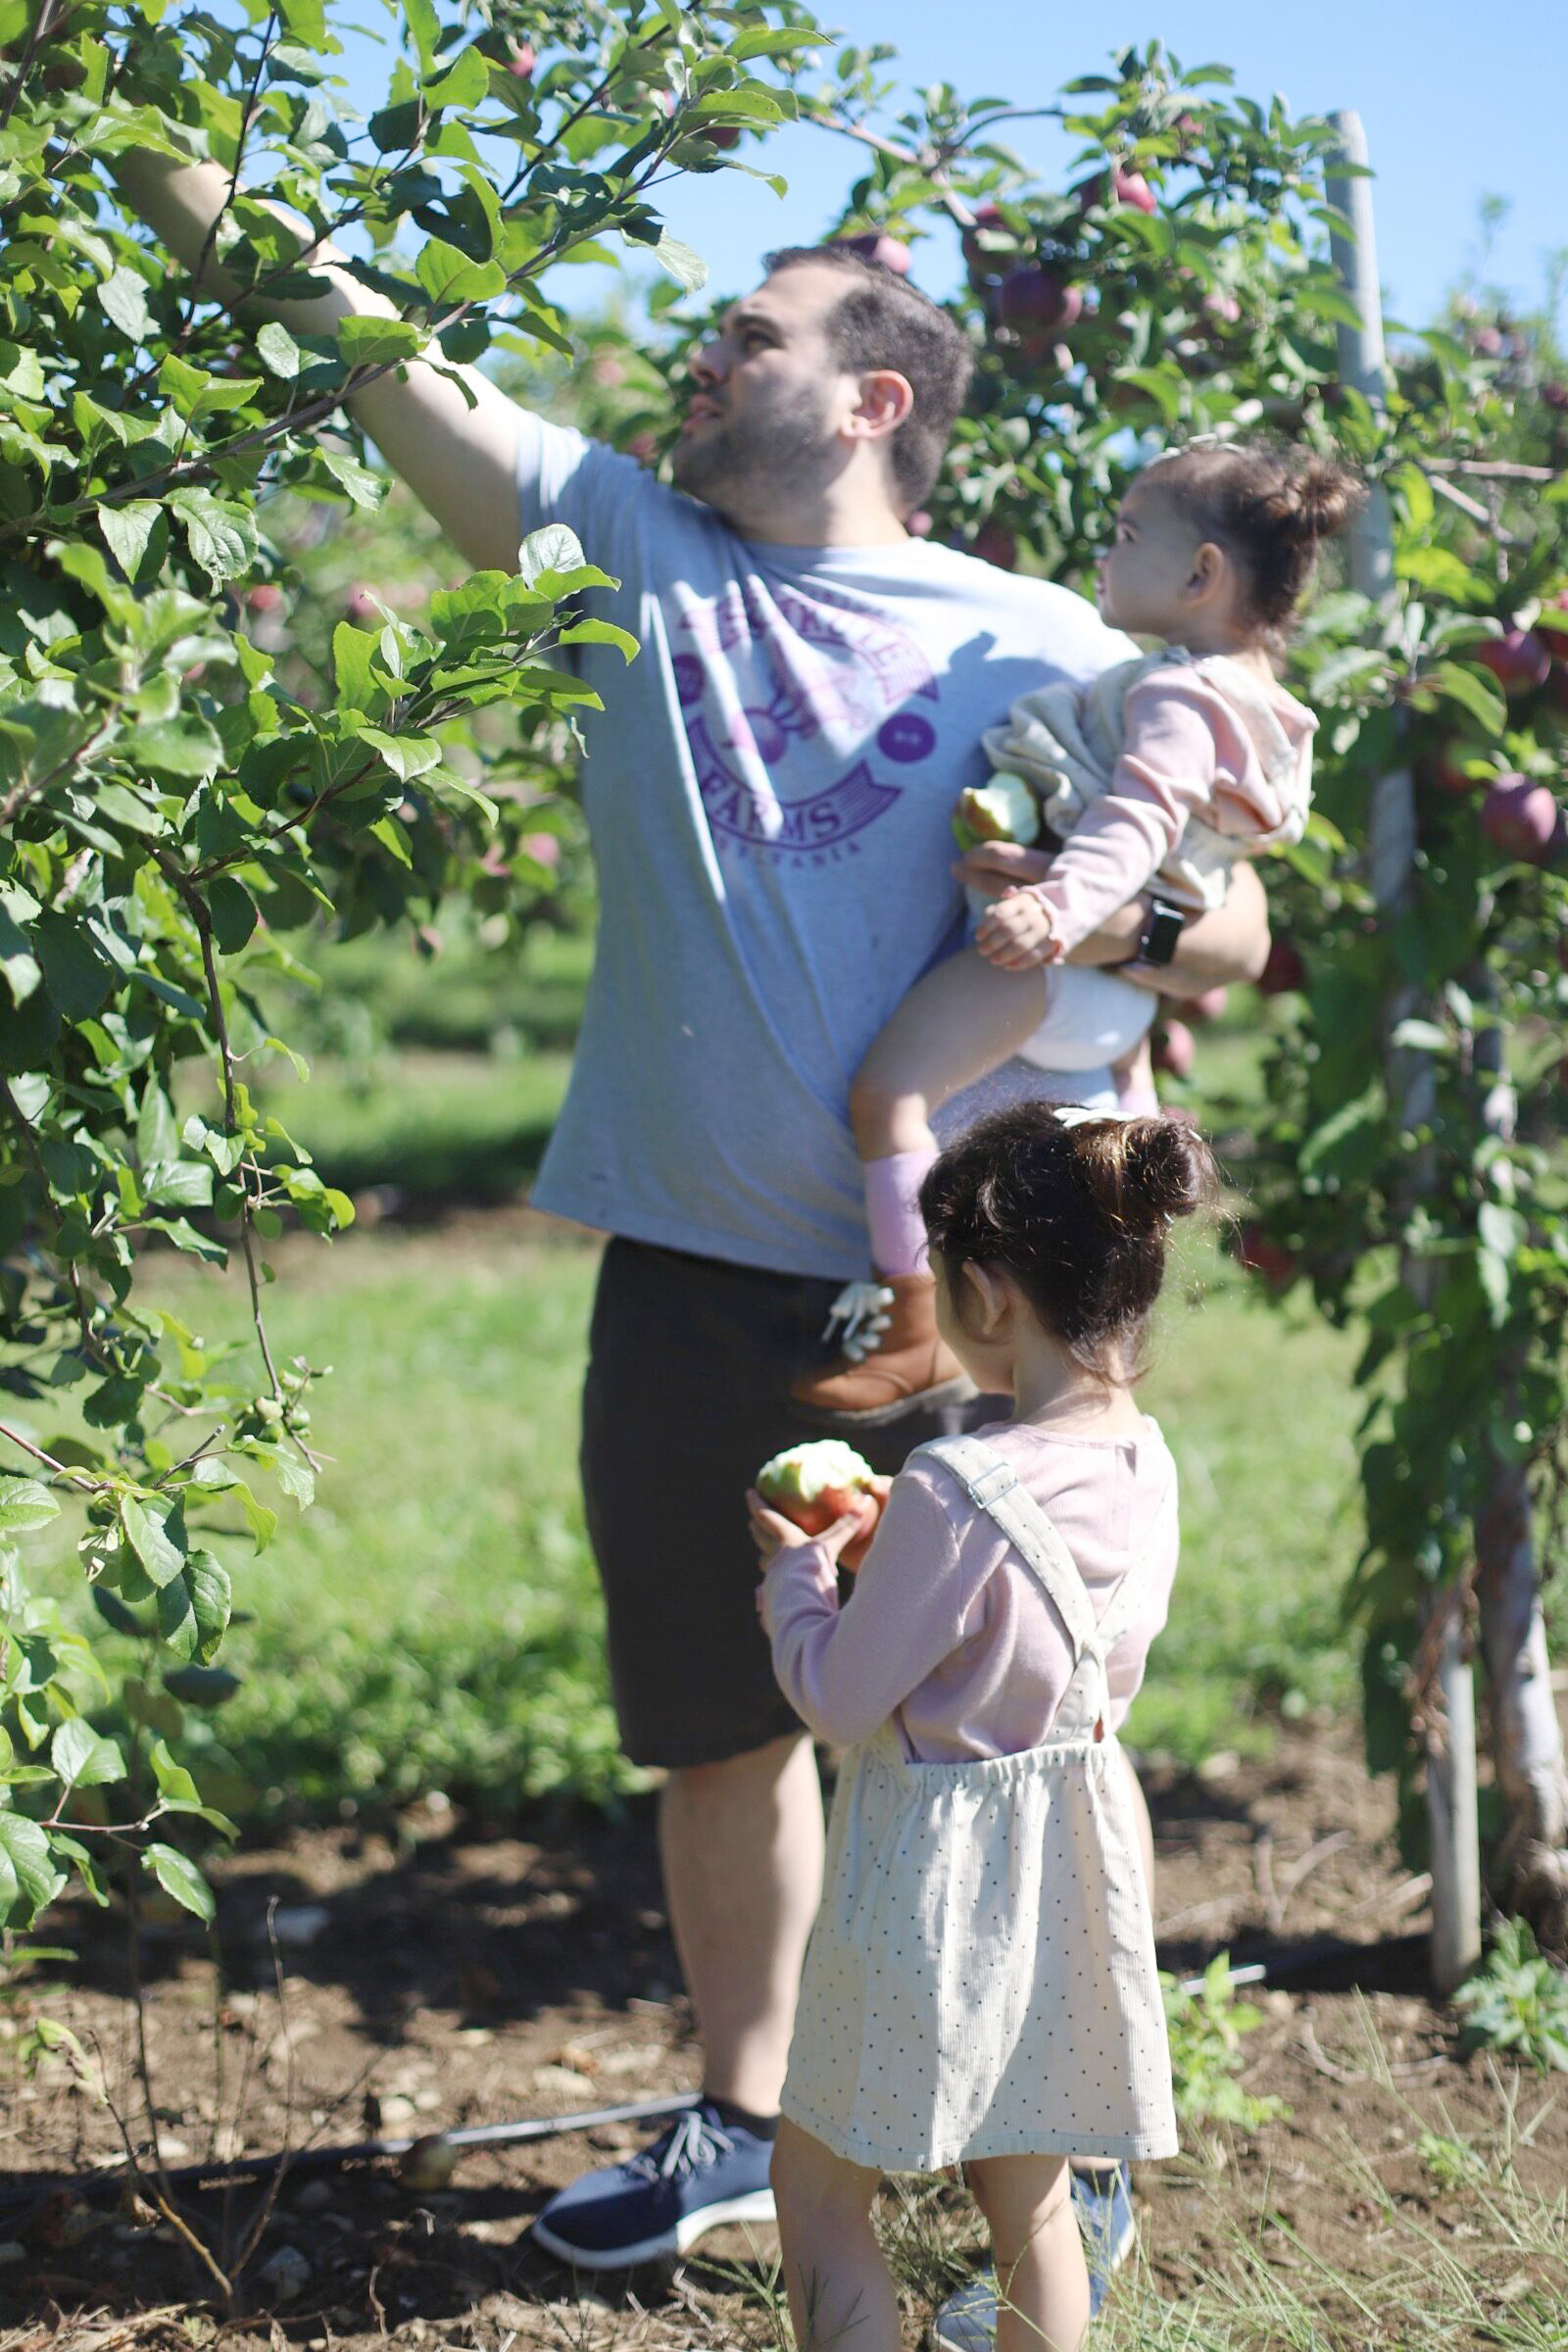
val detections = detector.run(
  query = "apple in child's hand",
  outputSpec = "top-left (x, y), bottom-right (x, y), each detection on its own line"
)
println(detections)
top-left (756, 1442), bottom-right (881, 1559)
top-left (953, 772), bottom-right (1043, 853)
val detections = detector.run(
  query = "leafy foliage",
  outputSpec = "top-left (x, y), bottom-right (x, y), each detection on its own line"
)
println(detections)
top-left (0, 0), bottom-right (821, 1936)
top-left (1453, 1916), bottom-right (1568, 2072)
top-left (1160, 1952), bottom-right (1289, 2134)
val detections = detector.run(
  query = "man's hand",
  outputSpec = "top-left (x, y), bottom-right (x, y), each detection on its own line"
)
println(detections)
top-left (974, 888), bottom-right (1059, 971)
top-left (956, 845), bottom-right (1272, 998)
top-left (111, 153), bottom-right (525, 574)
top-left (955, 839), bottom-right (1054, 904)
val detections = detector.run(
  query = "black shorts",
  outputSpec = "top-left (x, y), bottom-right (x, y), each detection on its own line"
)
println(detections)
top-left (580, 1237), bottom-right (1000, 1770)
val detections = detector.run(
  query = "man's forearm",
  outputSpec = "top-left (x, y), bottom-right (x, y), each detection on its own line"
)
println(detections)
top-left (1066, 860), bottom-right (1271, 997)
top-left (112, 152), bottom-right (525, 573)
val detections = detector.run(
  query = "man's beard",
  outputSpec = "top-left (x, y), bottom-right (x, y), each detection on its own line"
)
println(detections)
top-left (670, 381), bottom-right (840, 522)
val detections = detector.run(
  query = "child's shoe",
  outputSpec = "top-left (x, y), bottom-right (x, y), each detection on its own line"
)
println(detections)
top-left (791, 1270), bottom-right (975, 1424)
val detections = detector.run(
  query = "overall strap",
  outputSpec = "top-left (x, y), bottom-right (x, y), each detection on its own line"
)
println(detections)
top-left (920, 1436), bottom-right (1102, 1664)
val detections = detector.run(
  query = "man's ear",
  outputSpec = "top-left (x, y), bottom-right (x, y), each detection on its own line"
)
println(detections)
top-left (845, 368), bottom-right (914, 446)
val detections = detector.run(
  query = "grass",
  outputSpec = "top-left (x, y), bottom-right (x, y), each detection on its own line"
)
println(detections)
top-left (17, 944), bottom-right (1373, 1821)
top-left (22, 1202), bottom-right (1364, 1829)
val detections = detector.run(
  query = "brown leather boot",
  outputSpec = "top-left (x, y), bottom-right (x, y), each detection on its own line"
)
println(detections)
top-left (790, 1271), bottom-right (976, 1425)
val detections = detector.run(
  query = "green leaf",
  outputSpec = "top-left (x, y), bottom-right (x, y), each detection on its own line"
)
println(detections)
top-left (141, 1841), bottom-right (214, 1923)
top-left (1424, 661), bottom-right (1507, 739)
top-left (168, 490), bottom-right (260, 590)
top-left (403, 0), bottom-right (438, 70)
top-left (120, 1494), bottom-right (186, 1590)
top-left (357, 727), bottom-right (442, 782)
top-left (51, 1718), bottom-right (125, 1789)
top-left (143, 1159), bottom-right (215, 1209)
top-left (149, 1737), bottom-right (198, 1804)
top-left (415, 237), bottom-right (506, 309)
top-left (98, 501), bottom-right (162, 578)
top-left (0, 1814), bottom-right (68, 1928)
top-left (651, 231), bottom-right (708, 294)
top-left (0, 1478), bottom-right (60, 1536)
top-left (557, 618), bottom-right (639, 662)
top-left (256, 320), bottom-right (302, 378)
top-left (337, 316), bottom-right (424, 367)
top-left (122, 715), bottom-right (224, 780)
top-left (319, 448), bottom-right (385, 508)
top-left (516, 524), bottom-right (586, 587)
top-left (163, 1663), bottom-right (240, 1707)
top-left (97, 266), bottom-right (151, 341)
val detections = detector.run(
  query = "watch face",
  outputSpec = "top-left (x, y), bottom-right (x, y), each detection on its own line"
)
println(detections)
top-left (1144, 902), bottom-right (1185, 965)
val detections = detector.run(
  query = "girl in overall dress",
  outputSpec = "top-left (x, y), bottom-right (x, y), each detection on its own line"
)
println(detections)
top-left (748, 1102), bottom-right (1218, 2352)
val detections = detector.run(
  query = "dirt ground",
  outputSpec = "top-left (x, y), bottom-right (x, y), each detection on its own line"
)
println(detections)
top-left (3, 1719), bottom-right (1566, 2350)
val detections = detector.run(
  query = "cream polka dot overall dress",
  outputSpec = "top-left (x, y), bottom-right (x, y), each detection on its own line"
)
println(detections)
top-left (781, 1434), bottom-right (1180, 2173)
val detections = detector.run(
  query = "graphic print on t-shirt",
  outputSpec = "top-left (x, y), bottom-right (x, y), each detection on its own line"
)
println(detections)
top-left (672, 576), bottom-right (941, 864)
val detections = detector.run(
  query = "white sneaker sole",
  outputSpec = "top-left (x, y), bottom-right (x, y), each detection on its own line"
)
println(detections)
top-left (532, 2186), bottom-right (777, 2271)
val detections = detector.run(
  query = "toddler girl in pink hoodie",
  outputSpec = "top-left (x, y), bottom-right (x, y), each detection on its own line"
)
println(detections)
top-left (796, 439), bottom-right (1360, 1422)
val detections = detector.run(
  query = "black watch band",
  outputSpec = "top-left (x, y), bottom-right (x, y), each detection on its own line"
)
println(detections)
top-left (1135, 894), bottom-right (1187, 968)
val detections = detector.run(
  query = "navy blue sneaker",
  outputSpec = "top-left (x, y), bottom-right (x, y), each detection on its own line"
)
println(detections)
top-left (927, 2165), bottom-right (1136, 2346)
top-left (530, 2098), bottom-right (777, 2270)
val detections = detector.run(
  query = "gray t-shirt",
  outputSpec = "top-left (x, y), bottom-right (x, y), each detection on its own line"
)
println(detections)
top-left (517, 413), bottom-right (1132, 1279)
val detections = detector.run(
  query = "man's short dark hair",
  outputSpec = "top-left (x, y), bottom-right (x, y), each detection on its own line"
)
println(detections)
top-left (763, 245), bottom-right (974, 510)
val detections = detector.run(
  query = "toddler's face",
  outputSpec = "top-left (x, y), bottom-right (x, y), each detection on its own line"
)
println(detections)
top-left (1096, 482), bottom-right (1206, 638)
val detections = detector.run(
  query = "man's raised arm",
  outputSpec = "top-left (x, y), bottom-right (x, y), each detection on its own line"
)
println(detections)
top-left (115, 152), bottom-right (524, 573)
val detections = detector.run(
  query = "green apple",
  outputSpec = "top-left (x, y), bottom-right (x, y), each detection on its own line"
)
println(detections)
top-left (953, 771), bottom-right (1043, 853)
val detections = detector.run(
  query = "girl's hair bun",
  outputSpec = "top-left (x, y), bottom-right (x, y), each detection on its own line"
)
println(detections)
top-left (917, 1102), bottom-right (1220, 1383)
top-left (1269, 453), bottom-right (1364, 547)
top-left (1074, 1113), bottom-right (1217, 1240)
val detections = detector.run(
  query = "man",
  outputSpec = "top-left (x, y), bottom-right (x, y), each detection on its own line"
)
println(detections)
top-left (121, 158), bottom-right (1268, 2325)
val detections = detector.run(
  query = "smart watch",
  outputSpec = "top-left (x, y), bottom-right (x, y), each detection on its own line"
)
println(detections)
top-left (1131, 893), bottom-right (1187, 968)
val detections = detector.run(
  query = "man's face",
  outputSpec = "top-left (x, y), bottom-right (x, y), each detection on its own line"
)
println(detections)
top-left (671, 266), bottom-right (860, 520)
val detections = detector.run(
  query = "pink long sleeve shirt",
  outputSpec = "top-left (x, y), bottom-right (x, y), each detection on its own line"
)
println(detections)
top-left (1033, 661), bottom-right (1316, 955)
top-left (760, 1417), bottom-right (1180, 1764)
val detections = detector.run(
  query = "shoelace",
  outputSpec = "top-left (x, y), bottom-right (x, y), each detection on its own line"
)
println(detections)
top-left (820, 1278), bottom-right (895, 1362)
top-left (627, 2107), bottom-right (735, 2183)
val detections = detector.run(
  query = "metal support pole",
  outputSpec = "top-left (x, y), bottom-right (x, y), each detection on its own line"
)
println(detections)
top-left (1327, 110), bottom-right (1482, 1999)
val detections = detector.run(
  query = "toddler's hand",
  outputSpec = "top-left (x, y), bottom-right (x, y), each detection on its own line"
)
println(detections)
top-left (839, 1475), bottom-right (892, 1574)
top-left (975, 887), bottom-right (1059, 970)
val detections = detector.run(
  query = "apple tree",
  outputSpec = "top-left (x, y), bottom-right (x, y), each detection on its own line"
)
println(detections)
top-left (0, 0), bottom-right (822, 1955)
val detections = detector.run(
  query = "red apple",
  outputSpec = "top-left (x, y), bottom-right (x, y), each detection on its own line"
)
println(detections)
top-left (1476, 629), bottom-right (1551, 698)
top-left (999, 264), bottom-right (1082, 336)
top-left (906, 510), bottom-right (934, 538)
top-left (1480, 775), bottom-right (1565, 864)
top-left (1257, 936), bottom-right (1304, 996)
top-left (626, 430), bottom-right (661, 466)
top-left (507, 38), bottom-right (535, 77)
top-left (520, 832), bottom-right (562, 869)
top-left (1237, 1222), bottom-right (1298, 1291)
top-left (1473, 324), bottom-right (1505, 358)
top-left (1543, 382), bottom-right (1568, 413)
top-left (831, 231), bottom-right (911, 276)
top-left (1073, 165), bottom-right (1157, 216)
top-left (1188, 987), bottom-right (1229, 1023)
top-left (1152, 1019), bottom-right (1195, 1080)
top-left (1202, 289), bottom-right (1242, 327)
top-left (243, 582), bottom-right (283, 613)
top-left (702, 124), bottom-right (742, 150)
top-left (972, 519), bottom-right (1017, 571)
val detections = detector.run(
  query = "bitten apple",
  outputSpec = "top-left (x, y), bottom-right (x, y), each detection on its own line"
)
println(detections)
top-left (953, 773), bottom-right (1043, 853)
top-left (757, 1442), bottom-right (878, 1538)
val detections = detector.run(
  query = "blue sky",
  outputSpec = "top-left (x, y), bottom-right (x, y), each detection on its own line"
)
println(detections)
top-left (334, 1), bottom-right (1565, 335)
